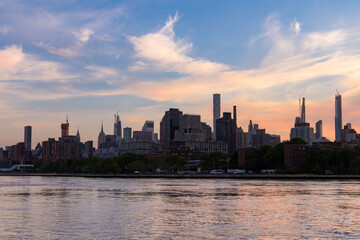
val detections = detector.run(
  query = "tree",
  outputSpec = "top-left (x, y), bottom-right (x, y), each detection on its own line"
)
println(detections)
top-left (287, 138), bottom-right (307, 145)
top-left (229, 151), bottom-right (239, 169)
top-left (166, 154), bottom-right (185, 173)
top-left (200, 152), bottom-right (228, 170)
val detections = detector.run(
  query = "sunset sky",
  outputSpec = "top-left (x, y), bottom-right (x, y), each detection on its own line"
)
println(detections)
top-left (1, 0), bottom-right (360, 148)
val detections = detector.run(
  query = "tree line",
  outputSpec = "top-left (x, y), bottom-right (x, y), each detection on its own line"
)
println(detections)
top-left (30, 137), bottom-right (360, 174)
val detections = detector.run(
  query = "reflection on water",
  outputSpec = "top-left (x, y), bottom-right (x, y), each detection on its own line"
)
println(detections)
top-left (0, 177), bottom-right (359, 239)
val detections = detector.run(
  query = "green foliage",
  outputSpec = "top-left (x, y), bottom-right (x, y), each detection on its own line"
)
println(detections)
top-left (286, 138), bottom-right (307, 145)
top-left (165, 154), bottom-right (187, 173)
top-left (229, 151), bottom-right (239, 169)
top-left (200, 152), bottom-right (228, 170)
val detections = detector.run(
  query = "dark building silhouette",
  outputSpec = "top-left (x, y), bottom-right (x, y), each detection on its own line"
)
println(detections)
top-left (216, 112), bottom-right (237, 154)
top-left (24, 126), bottom-right (32, 151)
top-left (335, 92), bottom-right (342, 142)
top-left (160, 108), bottom-right (183, 150)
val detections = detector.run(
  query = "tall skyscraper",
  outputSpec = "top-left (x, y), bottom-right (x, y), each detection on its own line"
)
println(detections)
top-left (216, 112), bottom-right (237, 154)
top-left (61, 115), bottom-right (69, 137)
top-left (98, 121), bottom-right (106, 149)
top-left (114, 113), bottom-right (122, 146)
top-left (159, 108), bottom-right (183, 150)
top-left (76, 127), bottom-right (80, 142)
top-left (24, 126), bottom-right (32, 151)
top-left (248, 120), bottom-right (253, 148)
top-left (301, 97), bottom-right (306, 123)
top-left (315, 120), bottom-right (323, 139)
top-left (290, 97), bottom-right (314, 145)
top-left (233, 106), bottom-right (237, 127)
top-left (213, 93), bottom-right (221, 139)
top-left (335, 92), bottom-right (342, 142)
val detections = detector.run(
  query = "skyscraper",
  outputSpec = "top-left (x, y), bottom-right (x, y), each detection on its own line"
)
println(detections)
top-left (290, 97), bottom-right (314, 145)
top-left (248, 120), bottom-right (253, 147)
top-left (24, 126), bottom-right (32, 151)
top-left (142, 120), bottom-right (155, 141)
top-left (216, 112), bottom-right (237, 154)
top-left (98, 122), bottom-right (106, 149)
top-left (123, 127), bottom-right (132, 141)
top-left (335, 92), bottom-right (342, 142)
top-left (61, 115), bottom-right (69, 137)
top-left (114, 113), bottom-right (122, 146)
top-left (315, 120), bottom-right (323, 139)
top-left (76, 127), bottom-right (80, 142)
top-left (213, 94), bottom-right (221, 139)
top-left (159, 108), bottom-right (183, 150)
top-left (233, 106), bottom-right (237, 127)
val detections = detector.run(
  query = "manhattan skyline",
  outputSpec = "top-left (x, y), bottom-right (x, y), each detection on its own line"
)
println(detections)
top-left (1, 1), bottom-right (360, 147)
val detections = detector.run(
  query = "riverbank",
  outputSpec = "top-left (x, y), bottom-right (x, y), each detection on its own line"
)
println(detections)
top-left (1, 172), bottom-right (360, 180)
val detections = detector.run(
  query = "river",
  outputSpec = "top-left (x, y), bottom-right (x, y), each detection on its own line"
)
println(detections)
top-left (0, 176), bottom-right (359, 239)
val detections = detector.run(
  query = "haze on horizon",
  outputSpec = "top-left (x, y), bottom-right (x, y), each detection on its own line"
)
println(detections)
top-left (1, 0), bottom-right (360, 148)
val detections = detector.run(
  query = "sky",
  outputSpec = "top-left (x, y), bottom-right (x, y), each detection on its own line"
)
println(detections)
top-left (1, 0), bottom-right (360, 148)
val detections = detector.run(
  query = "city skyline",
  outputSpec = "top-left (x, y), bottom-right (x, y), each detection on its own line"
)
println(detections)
top-left (1, 1), bottom-right (360, 147)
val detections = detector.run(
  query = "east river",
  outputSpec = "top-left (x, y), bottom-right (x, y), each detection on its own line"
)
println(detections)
top-left (0, 177), bottom-right (359, 239)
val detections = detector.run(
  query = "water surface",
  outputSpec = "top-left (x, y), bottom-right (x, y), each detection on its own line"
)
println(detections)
top-left (0, 176), bottom-right (359, 239)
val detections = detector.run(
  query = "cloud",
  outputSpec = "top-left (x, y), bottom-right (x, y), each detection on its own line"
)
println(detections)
top-left (290, 18), bottom-right (301, 34)
top-left (0, 45), bottom-right (75, 82)
top-left (0, 45), bottom-right (24, 70)
top-left (36, 27), bottom-right (94, 58)
top-left (302, 29), bottom-right (347, 50)
top-left (73, 28), bottom-right (94, 43)
top-left (85, 65), bottom-right (118, 79)
top-left (128, 12), bottom-right (229, 75)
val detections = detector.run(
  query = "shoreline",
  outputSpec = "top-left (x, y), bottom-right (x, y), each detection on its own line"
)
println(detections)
top-left (1, 173), bottom-right (360, 180)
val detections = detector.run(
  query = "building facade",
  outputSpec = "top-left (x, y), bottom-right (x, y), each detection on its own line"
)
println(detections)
top-left (335, 93), bottom-right (342, 142)
top-left (213, 93), bottom-right (221, 139)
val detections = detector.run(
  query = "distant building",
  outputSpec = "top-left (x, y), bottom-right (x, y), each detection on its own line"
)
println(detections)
top-left (76, 128), bottom-right (80, 142)
top-left (269, 135), bottom-right (281, 147)
top-left (114, 114), bottom-right (122, 147)
top-left (236, 127), bottom-right (248, 149)
top-left (170, 141), bottom-right (227, 160)
top-left (315, 120), bottom-right (323, 140)
top-left (119, 141), bottom-right (160, 155)
top-left (42, 138), bottom-right (60, 164)
top-left (201, 122), bottom-right (212, 142)
top-left (83, 141), bottom-right (93, 158)
top-left (133, 131), bottom-right (153, 142)
top-left (290, 98), bottom-right (314, 145)
top-left (102, 135), bottom-right (117, 149)
top-left (98, 122), bottom-right (106, 149)
top-left (252, 129), bottom-right (270, 148)
top-left (213, 93), bottom-right (221, 139)
top-left (9, 142), bottom-right (31, 165)
top-left (160, 108), bottom-right (183, 150)
top-left (248, 120), bottom-right (253, 148)
top-left (123, 127), bottom-right (132, 141)
top-left (58, 135), bottom-right (81, 160)
top-left (61, 116), bottom-right (69, 137)
top-left (24, 126), bottom-right (32, 151)
top-left (335, 93), bottom-right (342, 142)
top-left (0, 148), bottom-right (10, 168)
top-left (174, 114), bottom-right (203, 142)
top-left (142, 120), bottom-right (156, 141)
top-left (342, 123), bottom-right (360, 143)
top-left (216, 112), bottom-right (236, 154)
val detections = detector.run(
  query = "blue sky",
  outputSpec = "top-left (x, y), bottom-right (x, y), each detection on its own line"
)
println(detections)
top-left (1, 0), bottom-right (360, 147)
